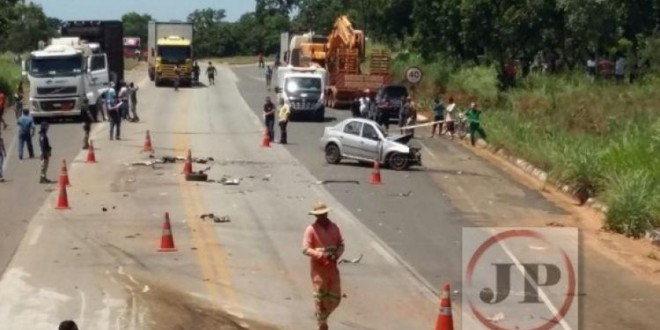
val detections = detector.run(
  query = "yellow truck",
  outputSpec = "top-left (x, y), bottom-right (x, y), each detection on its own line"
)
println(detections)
top-left (147, 21), bottom-right (194, 87)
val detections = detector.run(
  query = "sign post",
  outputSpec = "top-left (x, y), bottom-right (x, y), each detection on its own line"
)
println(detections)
top-left (405, 66), bottom-right (423, 98)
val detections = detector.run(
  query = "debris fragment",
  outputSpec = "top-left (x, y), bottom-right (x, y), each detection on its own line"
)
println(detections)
top-left (102, 207), bottom-right (108, 212)
top-left (546, 221), bottom-right (565, 227)
top-left (486, 312), bottom-right (505, 322)
top-left (220, 176), bottom-right (241, 185)
top-left (262, 174), bottom-right (271, 181)
top-left (398, 190), bottom-right (412, 197)
top-left (185, 172), bottom-right (208, 182)
top-left (339, 253), bottom-right (363, 264)
top-left (200, 213), bottom-right (231, 223)
top-left (126, 160), bottom-right (155, 166)
top-left (316, 180), bottom-right (360, 185)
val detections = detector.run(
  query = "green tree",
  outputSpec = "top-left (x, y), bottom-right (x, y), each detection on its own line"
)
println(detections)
top-left (121, 12), bottom-right (153, 48)
top-left (2, 2), bottom-right (57, 52)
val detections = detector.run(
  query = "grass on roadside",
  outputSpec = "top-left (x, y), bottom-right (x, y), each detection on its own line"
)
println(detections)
top-left (390, 51), bottom-right (660, 238)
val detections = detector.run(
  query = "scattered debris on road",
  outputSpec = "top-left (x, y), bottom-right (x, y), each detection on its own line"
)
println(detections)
top-left (200, 213), bottom-right (231, 223)
top-left (315, 180), bottom-right (360, 185)
top-left (263, 174), bottom-right (271, 181)
top-left (546, 221), bottom-right (565, 227)
top-left (339, 253), bottom-right (363, 264)
top-left (219, 176), bottom-right (241, 185)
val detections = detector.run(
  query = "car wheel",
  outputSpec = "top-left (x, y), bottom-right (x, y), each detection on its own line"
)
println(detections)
top-left (325, 144), bottom-right (341, 164)
top-left (387, 153), bottom-right (409, 171)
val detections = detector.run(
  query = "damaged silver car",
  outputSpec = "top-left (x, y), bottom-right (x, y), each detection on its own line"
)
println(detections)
top-left (320, 118), bottom-right (422, 170)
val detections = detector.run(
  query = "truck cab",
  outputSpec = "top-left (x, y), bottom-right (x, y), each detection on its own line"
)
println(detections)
top-left (275, 66), bottom-right (326, 122)
top-left (23, 37), bottom-right (110, 120)
top-left (152, 36), bottom-right (192, 86)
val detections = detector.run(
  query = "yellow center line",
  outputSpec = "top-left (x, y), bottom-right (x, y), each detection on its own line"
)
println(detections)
top-left (172, 88), bottom-right (241, 316)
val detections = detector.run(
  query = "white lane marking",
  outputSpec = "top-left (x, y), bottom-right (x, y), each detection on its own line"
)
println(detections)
top-left (77, 288), bottom-right (87, 328)
top-left (493, 228), bottom-right (573, 330)
top-left (455, 183), bottom-right (571, 329)
top-left (28, 225), bottom-right (43, 246)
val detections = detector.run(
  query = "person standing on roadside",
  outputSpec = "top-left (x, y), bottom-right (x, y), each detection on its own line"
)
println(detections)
top-left (118, 81), bottom-right (130, 120)
top-left (430, 97), bottom-right (445, 138)
top-left (14, 81), bottom-right (24, 120)
top-left (192, 61), bottom-right (200, 85)
top-left (263, 96), bottom-right (275, 142)
top-left (38, 122), bottom-right (53, 184)
top-left (107, 95), bottom-right (124, 140)
top-left (206, 62), bottom-right (217, 86)
top-left (444, 96), bottom-right (457, 139)
top-left (399, 96), bottom-right (412, 135)
top-left (258, 53), bottom-right (265, 69)
top-left (0, 128), bottom-right (6, 182)
top-left (81, 98), bottom-right (94, 150)
top-left (265, 65), bottom-right (273, 91)
top-left (173, 65), bottom-right (181, 91)
top-left (302, 202), bottom-right (345, 330)
top-left (129, 82), bottom-right (140, 122)
top-left (406, 99), bottom-right (418, 138)
top-left (278, 97), bottom-right (291, 144)
top-left (16, 109), bottom-right (35, 159)
top-left (0, 90), bottom-right (8, 129)
top-left (466, 102), bottom-right (487, 146)
top-left (350, 97), bottom-right (361, 118)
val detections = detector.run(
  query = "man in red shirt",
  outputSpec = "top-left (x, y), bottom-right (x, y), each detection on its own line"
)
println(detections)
top-left (0, 91), bottom-right (7, 129)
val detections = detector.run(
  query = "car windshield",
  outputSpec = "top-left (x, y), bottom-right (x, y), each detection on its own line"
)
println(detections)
top-left (286, 77), bottom-right (322, 93)
top-left (29, 55), bottom-right (82, 77)
top-left (158, 46), bottom-right (191, 64)
top-left (383, 86), bottom-right (407, 98)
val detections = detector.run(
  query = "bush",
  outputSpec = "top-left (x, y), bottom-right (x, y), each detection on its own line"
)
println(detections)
top-left (449, 66), bottom-right (499, 106)
top-left (549, 139), bottom-right (606, 204)
top-left (0, 52), bottom-right (22, 99)
top-left (603, 170), bottom-right (660, 238)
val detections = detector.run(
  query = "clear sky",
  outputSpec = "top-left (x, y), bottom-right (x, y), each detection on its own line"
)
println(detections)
top-left (30, 0), bottom-right (256, 22)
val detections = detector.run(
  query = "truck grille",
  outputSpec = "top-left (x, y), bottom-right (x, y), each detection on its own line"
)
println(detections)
top-left (40, 100), bottom-right (77, 111)
top-left (37, 86), bottom-right (77, 95)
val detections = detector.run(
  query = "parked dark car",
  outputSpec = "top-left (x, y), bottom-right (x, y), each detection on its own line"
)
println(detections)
top-left (368, 84), bottom-right (409, 122)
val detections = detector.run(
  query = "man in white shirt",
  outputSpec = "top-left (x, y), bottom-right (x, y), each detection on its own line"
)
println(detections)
top-left (615, 55), bottom-right (626, 82)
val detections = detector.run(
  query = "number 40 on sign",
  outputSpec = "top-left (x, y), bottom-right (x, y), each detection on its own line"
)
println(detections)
top-left (405, 67), bottom-right (423, 84)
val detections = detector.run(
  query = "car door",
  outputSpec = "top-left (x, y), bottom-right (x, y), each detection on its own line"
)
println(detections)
top-left (359, 122), bottom-right (383, 160)
top-left (339, 121), bottom-right (363, 159)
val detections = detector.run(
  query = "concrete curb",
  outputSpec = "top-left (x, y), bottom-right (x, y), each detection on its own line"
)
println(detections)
top-left (456, 133), bottom-right (659, 243)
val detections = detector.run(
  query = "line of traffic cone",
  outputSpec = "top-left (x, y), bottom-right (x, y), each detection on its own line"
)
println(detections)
top-left (86, 140), bottom-right (97, 163)
top-left (55, 182), bottom-right (70, 210)
top-left (158, 212), bottom-right (177, 252)
top-left (182, 149), bottom-right (193, 175)
top-left (434, 283), bottom-right (454, 330)
top-left (143, 130), bottom-right (154, 153)
top-left (261, 128), bottom-right (271, 148)
top-left (59, 159), bottom-right (70, 187)
top-left (370, 160), bottom-right (382, 185)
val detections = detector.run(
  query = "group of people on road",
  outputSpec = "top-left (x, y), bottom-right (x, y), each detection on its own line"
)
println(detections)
top-left (0, 108), bottom-right (52, 183)
top-left (350, 89), bottom-right (487, 146)
top-left (99, 80), bottom-right (140, 141)
top-left (263, 96), bottom-right (291, 144)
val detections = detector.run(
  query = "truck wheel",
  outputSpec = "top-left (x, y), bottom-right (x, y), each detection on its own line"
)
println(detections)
top-left (148, 69), bottom-right (154, 81)
top-left (325, 144), bottom-right (341, 164)
top-left (315, 109), bottom-right (325, 122)
top-left (387, 153), bottom-right (409, 171)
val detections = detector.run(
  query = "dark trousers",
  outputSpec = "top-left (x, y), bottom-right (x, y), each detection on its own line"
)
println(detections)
top-left (265, 116), bottom-right (275, 141)
top-left (40, 155), bottom-right (50, 179)
top-left (208, 75), bottom-right (215, 85)
top-left (469, 123), bottom-right (487, 146)
top-left (431, 116), bottom-right (444, 136)
top-left (279, 120), bottom-right (288, 144)
top-left (378, 111), bottom-right (390, 130)
top-left (18, 133), bottom-right (34, 159)
top-left (109, 111), bottom-right (121, 139)
top-left (83, 122), bottom-right (91, 148)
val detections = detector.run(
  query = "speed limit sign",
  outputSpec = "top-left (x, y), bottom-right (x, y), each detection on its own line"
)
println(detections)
top-left (405, 67), bottom-right (423, 84)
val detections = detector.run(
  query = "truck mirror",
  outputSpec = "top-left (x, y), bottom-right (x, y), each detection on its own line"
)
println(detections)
top-left (151, 48), bottom-right (155, 57)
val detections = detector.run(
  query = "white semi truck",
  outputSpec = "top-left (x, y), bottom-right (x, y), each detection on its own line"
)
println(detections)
top-left (23, 21), bottom-right (123, 121)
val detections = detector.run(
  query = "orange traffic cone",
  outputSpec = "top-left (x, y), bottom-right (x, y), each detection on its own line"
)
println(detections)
top-left (59, 159), bottom-right (70, 187)
top-left (86, 140), bottom-right (97, 163)
top-left (158, 212), bottom-right (177, 252)
top-left (434, 283), bottom-right (454, 330)
top-left (370, 161), bottom-right (382, 185)
top-left (182, 149), bottom-right (193, 175)
top-left (143, 130), bottom-right (154, 153)
top-left (55, 182), bottom-right (70, 210)
top-left (261, 128), bottom-right (271, 148)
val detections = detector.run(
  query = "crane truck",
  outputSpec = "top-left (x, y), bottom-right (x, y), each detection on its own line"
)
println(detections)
top-left (147, 21), bottom-right (194, 87)
top-left (22, 20), bottom-right (123, 121)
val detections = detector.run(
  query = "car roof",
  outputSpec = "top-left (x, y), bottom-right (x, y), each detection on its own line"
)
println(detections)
top-left (341, 118), bottom-right (379, 126)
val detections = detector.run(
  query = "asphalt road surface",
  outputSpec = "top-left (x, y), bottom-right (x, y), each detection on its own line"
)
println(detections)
top-left (0, 62), bottom-right (657, 329)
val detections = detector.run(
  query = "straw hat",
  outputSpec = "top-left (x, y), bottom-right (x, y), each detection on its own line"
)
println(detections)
top-left (308, 202), bottom-right (330, 215)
